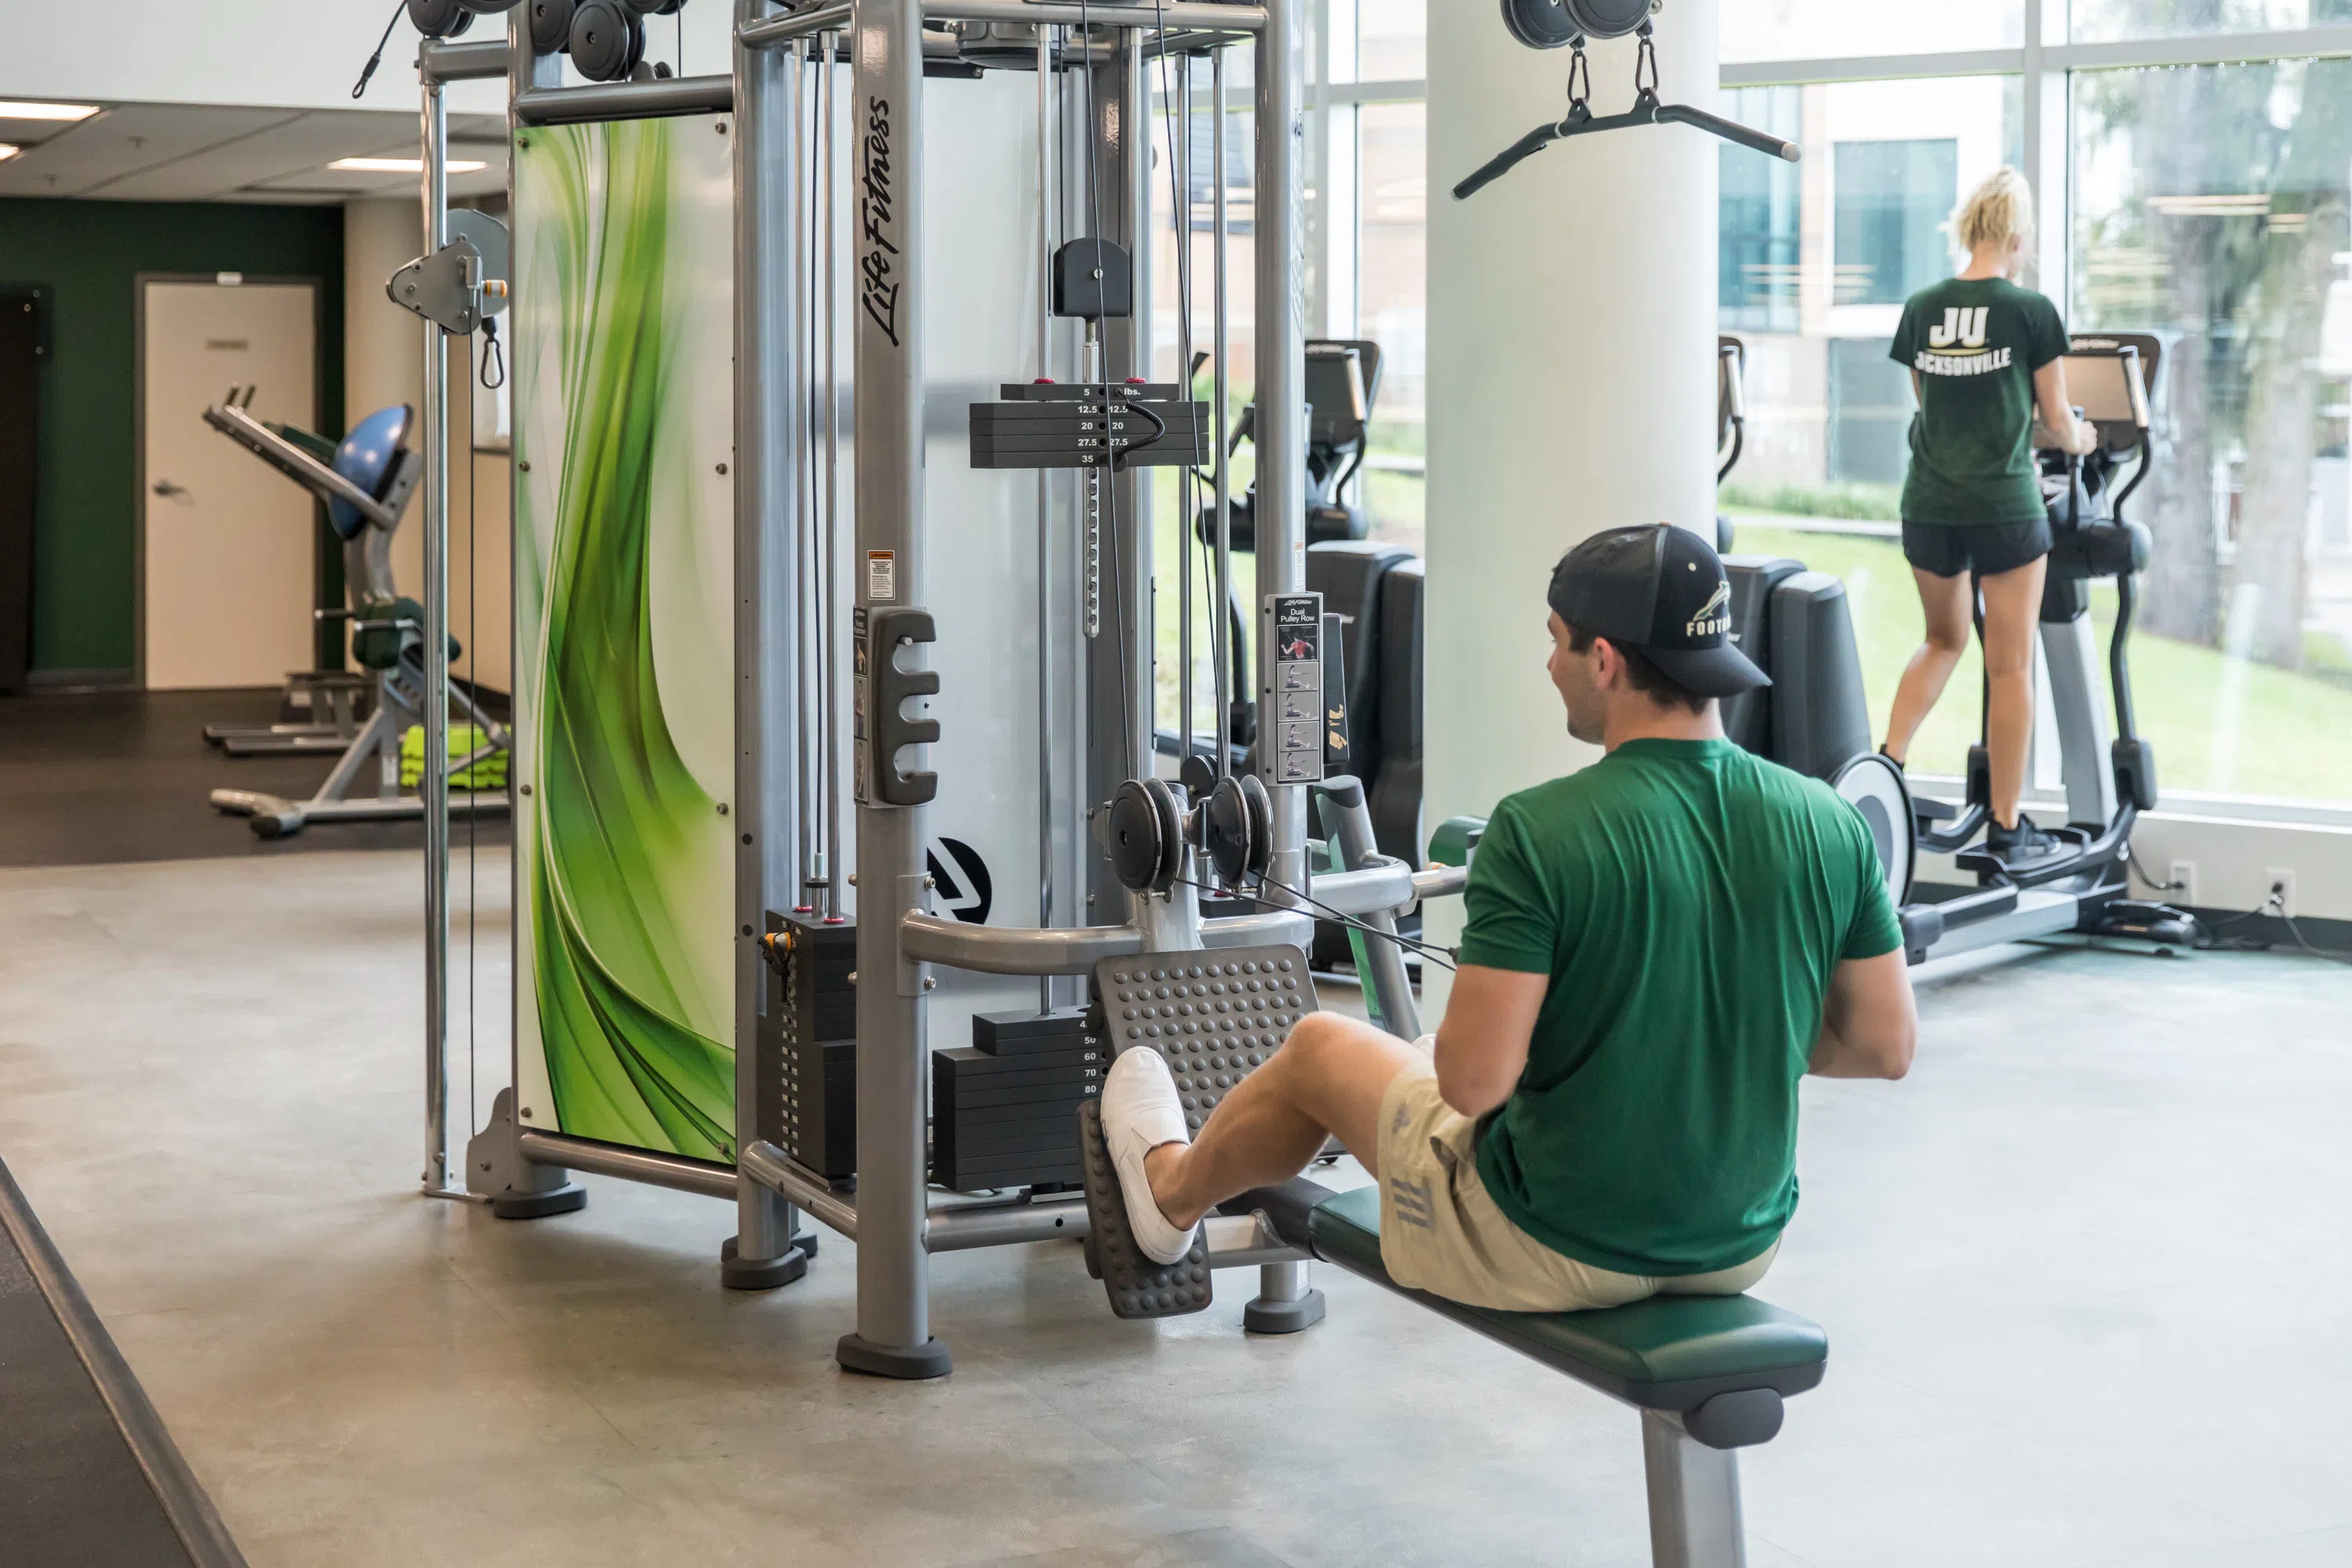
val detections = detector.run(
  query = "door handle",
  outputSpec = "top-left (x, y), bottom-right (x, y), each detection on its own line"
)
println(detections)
top-left (152, 479), bottom-right (190, 499)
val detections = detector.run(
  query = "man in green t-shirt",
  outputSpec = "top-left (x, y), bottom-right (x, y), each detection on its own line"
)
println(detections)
top-left (1099, 524), bottom-right (1918, 1312)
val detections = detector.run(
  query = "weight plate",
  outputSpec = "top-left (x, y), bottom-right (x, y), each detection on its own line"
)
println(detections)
top-left (530, 0), bottom-right (575, 53)
top-left (458, 0), bottom-right (525, 13)
top-left (1831, 752), bottom-right (1917, 908)
top-left (407, 0), bottom-right (477, 38)
top-left (624, 0), bottom-right (685, 13)
top-left (569, 0), bottom-right (645, 80)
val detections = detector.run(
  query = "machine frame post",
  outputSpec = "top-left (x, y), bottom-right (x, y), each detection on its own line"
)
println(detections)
top-left (728, 0), bottom-right (811, 1289)
top-left (838, 0), bottom-right (950, 1381)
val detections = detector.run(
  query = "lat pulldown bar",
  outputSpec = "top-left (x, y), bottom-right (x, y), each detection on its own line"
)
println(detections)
top-left (1454, 9), bottom-right (1799, 202)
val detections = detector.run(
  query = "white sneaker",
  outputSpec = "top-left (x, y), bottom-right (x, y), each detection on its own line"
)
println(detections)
top-left (1101, 1047), bottom-right (1198, 1266)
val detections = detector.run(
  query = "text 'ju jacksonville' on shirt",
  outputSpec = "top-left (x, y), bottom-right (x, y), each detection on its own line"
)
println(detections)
top-left (1889, 275), bottom-right (2070, 526)
top-left (1457, 739), bottom-right (1902, 1279)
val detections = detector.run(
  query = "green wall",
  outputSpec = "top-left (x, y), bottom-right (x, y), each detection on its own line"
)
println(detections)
top-left (0, 199), bottom-right (343, 678)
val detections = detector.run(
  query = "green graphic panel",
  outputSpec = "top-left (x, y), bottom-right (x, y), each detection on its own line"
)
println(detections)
top-left (511, 116), bottom-right (737, 1161)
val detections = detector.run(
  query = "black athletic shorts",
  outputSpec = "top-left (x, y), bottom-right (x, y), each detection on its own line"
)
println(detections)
top-left (1900, 517), bottom-right (2053, 579)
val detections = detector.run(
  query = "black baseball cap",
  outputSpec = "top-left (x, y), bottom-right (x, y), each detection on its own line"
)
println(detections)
top-left (1547, 524), bottom-right (1769, 699)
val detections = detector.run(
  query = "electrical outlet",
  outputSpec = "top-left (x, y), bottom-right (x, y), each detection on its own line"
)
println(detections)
top-left (2168, 861), bottom-right (2198, 904)
top-left (2266, 869), bottom-right (2297, 919)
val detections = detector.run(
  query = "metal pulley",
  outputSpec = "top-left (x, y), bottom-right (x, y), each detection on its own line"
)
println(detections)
top-left (1501, 0), bottom-right (1659, 49)
top-left (388, 211), bottom-right (513, 338)
top-left (1202, 774), bottom-right (1274, 888)
top-left (1107, 779), bottom-right (1186, 896)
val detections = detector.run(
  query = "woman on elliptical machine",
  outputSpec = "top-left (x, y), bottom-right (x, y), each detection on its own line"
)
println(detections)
top-left (1879, 168), bottom-right (2099, 869)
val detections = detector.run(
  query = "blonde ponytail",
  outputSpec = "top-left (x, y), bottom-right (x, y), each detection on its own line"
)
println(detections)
top-left (1952, 166), bottom-right (2036, 260)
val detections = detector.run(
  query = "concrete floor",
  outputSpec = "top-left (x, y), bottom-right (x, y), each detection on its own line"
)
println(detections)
top-left (2, 849), bottom-right (2350, 1567)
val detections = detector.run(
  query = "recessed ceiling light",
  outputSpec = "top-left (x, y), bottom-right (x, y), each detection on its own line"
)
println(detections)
top-left (0, 100), bottom-right (101, 122)
top-left (328, 157), bottom-right (491, 174)
top-left (0, 145), bottom-right (19, 162)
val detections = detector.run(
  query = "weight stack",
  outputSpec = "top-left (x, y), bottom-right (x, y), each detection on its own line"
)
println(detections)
top-left (929, 1008), bottom-right (1102, 1192)
top-left (758, 911), bottom-right (858, 1181)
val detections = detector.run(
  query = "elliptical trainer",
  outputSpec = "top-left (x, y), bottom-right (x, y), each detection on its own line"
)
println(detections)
top-left (1724, 333), bottom-right (2194, 964)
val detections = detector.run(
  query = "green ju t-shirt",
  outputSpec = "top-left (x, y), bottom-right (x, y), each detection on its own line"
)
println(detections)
top-left (1889, 275), bottom-right (2069, 526)
top-left (1463, 739), bottom-right (1903, 1278)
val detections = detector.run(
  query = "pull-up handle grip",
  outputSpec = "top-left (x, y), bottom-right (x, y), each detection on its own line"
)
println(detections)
top-left (1453, 101), bottom-right (1800, 201)
top-left (871, 608), bottom-right (940, 808)
top-left (1653, 102), bottom-right (1802, 162)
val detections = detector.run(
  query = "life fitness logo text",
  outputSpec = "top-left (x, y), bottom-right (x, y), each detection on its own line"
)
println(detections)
top-left (1687, 580), bottom-right (1730, 639)
top-left (858, 95), bottom-right (901, 347)
top-left (926, 838), bottom-right (993, 925)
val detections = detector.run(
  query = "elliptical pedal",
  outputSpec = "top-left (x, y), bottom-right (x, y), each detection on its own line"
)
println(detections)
top-left (1955, 824), bottom-right (2092, 881)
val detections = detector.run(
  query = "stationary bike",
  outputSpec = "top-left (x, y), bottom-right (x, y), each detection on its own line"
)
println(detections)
top-left (1726, 333), bottom-right (2195, 963)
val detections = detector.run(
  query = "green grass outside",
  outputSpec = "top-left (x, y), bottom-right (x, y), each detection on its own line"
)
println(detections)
top-left (1735, 522), bottom-right (2352, 804)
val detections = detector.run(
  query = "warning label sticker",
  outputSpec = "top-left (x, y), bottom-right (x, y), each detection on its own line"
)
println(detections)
top-left (867, 550), bottom-right (898, 602)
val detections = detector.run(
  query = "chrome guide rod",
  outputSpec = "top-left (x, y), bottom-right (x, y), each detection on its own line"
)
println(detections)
top-left (419, 67), bottom-right (461, 1200)
top-left (1177, 53), bottom-right (1196, 778)
top-left (792, 38), bottom-right (818, 913)
top-left (732, 0), bottom-right (804, 1275)
top-left (1211, 44), bottom-right (1232, 782)
top-left (1123, 25), bottom-right (1156, 786)
top-left (822, 29), bottom-right (846, 924)
top-left (1037, 18), bottom-right (1058, 1008)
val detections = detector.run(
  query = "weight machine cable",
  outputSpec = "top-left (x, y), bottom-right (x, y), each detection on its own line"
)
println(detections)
top-left (352, 2), bottom-right (405, 100)
top-left (1174, 876), bottom-right (1459, 973)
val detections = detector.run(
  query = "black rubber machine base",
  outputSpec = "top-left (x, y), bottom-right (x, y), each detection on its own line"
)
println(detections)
top-left (837, 1334), bottom-right (954, 1380)
top-left (491, 1183), bottom-right (588, 1220)
top-left (1244, 1288), bottom-right (1328, 1335)
top-left (720, 1235), bottom-right (813, 1291)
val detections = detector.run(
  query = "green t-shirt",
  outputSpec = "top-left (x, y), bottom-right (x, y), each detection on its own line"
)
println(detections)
top-left (1888, 276), bottom-right (2069, 526)
top-left (1462, 739), bottom-right (1903, 1278)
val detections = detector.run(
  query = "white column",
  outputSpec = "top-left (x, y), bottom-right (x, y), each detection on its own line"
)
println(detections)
top-left (1421, 4), bottom-right (1720, 1020)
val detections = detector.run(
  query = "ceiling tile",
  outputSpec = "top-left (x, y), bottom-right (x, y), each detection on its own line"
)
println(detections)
top-left (95, 108), bottom-right (423, 201)
top-left (0, 103), bottom-right (294, 198)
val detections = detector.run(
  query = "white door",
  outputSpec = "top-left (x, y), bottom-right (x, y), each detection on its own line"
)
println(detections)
top-left (141, 278), bottom-right (318, 690)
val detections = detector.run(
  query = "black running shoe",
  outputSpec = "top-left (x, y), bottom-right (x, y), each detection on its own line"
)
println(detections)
top-left (1986, 814), bottom-right (2063, 866)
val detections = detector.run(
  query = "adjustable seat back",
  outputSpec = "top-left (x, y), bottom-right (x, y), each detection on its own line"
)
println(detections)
top-left (1307, 541), bottom-right (1414, 781)
top-left (1719, 556), bottom-right (1805, 758)
top-left (1370, 557), bottom-right (1425, 866)
top-left (1766, 572), bottom-right (1874, 782)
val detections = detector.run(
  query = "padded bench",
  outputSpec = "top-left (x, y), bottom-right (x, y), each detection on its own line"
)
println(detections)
top-left (1243, 1179), bottom-right (1828, 1568)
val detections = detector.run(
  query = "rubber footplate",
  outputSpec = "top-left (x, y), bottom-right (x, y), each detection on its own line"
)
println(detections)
top-left (1076, 946), bottom-right (1318, 1321)
top-left (1087, 947), bottom-right (1317, 1134)
top-left (1078, 1098), bottom-right (1212, 1319)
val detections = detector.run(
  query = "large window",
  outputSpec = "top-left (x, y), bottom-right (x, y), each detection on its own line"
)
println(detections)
top-left (2070, 0), bottom-right (2352, 42)
top-left (1724, 2), bottom-right (2024, 63)
top-left (1834, 139), bottom-right (1959, 305)
top-left (1314, 2), bottom-right (2352, 808)
top-left (1720, 87), bottom-right (1804, 333)
top-left (1715, 77), bottom-right (2020, 543)
top-left (2071, 56), bottom-right (2352, 800)
top-left (1356, 100), bottom-right (1426, 551)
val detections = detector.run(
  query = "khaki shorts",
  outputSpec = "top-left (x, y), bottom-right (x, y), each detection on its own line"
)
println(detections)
top-left (1374, 1058), bottom-right (1779, 1313)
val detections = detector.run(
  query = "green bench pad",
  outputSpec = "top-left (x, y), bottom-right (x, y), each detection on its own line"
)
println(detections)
top-left (1305, 1185), bottom-right (1828, 1412)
